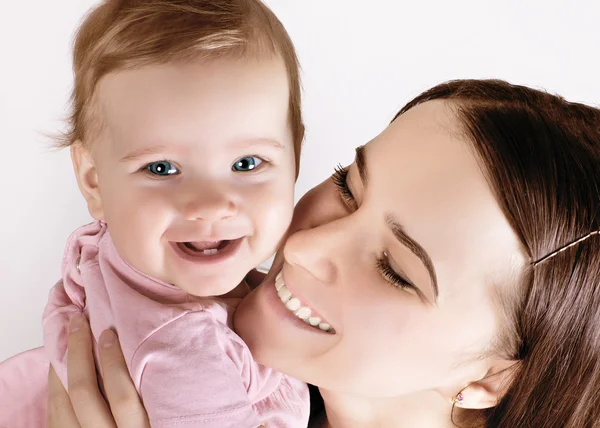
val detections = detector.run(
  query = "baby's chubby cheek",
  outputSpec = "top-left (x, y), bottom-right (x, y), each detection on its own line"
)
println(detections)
top-left (249, 178), bottom-right (295, 255)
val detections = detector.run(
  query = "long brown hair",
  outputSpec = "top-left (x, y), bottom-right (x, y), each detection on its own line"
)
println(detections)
top-left (397, 80), bottom-right (600, 427)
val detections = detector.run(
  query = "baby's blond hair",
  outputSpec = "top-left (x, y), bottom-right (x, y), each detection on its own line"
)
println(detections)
top-left (61, 0), bottom-right (304, 174)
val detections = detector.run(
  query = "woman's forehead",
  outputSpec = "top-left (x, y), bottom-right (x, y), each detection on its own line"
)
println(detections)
top-left (364, 101), bottom-right (525, 300)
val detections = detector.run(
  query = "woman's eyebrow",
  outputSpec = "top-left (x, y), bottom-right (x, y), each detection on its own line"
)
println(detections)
top-left (355, 145), bottom-right (368, 185)
top-left (355, 144), bottom-right (439, 301)
top-left (385, 214), bottom-right (439, 301)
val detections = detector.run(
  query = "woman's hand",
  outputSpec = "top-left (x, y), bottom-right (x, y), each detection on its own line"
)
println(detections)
top-left (47, 316), bottom-right (150, 427)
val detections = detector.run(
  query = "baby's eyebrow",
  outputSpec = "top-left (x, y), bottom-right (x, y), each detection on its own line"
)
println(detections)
top-left (121, 145), bottom-right (167, 162)
top-left (120, 138), bottom-right (284, 162)
top-left (234, 138), bottom-right (285, 151)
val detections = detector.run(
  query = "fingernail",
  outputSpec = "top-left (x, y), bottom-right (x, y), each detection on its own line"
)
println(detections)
top-left (99, 329), bottom-right (117, 349)
top-left (69, 315), bottom-right (84, 333)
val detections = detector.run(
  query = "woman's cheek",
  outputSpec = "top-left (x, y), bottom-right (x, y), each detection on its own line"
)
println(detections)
top-left (291, 178), bottom-right (348, 234)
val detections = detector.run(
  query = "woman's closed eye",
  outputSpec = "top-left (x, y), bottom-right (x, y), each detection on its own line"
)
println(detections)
top-left (332, 165), bottom-right (416, 293)
top-left (376, 252), bottom-right (415, 291)
top-left (332, 164), bottom-right (357, 210)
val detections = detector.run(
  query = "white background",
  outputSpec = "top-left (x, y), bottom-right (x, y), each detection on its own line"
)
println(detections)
top-left (1, 0), bottom-right (599, 361)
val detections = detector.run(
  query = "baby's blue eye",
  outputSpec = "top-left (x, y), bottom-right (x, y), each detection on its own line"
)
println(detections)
top-left (232, 156), bottom-right (263, 172)
top-left (146, 161), bottom-right (179, 176)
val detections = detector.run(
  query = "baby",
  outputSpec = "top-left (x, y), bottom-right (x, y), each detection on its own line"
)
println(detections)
top-left (40, 0), bottom-right (308, 427)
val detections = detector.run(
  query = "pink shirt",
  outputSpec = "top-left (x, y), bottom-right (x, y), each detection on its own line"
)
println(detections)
top-left (40, 221), bottom-right (309, 427)
top-left (0, 347), bottom-right (48, 428)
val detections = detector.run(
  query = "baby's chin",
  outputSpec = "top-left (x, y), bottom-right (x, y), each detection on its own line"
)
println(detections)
top-left (174, 270), bottom-right (250, 298)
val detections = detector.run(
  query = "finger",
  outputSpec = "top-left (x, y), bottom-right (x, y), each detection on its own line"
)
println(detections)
top-left (98, 329), bottom-right (151, 428)
top-left (47, 365), bottom-right (81, 428)
top-left (67, 315), bottom-right (117, 427)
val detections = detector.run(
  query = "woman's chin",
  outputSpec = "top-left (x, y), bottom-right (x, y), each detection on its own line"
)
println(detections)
top-left (234, 279), bottom-right (300, 368)
top-left (234, 277), bottom-right (335, 386)
top-left (233, 282), bottom-right (273, 364)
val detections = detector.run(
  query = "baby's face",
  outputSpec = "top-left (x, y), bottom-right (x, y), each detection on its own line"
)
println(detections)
top-left (81, 56), bottom-right (295, 296)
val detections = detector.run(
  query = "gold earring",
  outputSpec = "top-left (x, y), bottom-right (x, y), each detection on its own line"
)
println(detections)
top-left (452, 392), bottom-right (464, 405)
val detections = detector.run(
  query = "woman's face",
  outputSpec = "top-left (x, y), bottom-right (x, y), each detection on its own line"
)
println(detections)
top-left (234, 100), bottom-right (525, 398)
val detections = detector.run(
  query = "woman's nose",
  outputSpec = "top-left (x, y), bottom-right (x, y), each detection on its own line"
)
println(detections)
top-left (283, 220), bottom-right (344, 285)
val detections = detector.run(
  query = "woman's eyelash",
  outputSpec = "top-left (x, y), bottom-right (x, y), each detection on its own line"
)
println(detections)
top-left (332, 164), bottom-right (357, 208)
top-left (332, 166), bottom-right (412, 292)
top-left (376, 253), bottom-right (413, 291)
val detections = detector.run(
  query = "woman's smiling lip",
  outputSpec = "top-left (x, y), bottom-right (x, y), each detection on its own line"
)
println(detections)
top-left (262, 276), bottom-right (334, 334)
top-left (263, 269), bottom-right (336, 334)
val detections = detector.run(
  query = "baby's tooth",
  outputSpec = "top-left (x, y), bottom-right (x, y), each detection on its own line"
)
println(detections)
top-left (286, 297), bottom-right (302, 311)
top-left (277, 285), bottom-right (292, 303)
top-left (295, 307), bottom-right (311, 320)
top-left (276, 272), bottom-right (283, 281)
top-left (308, 317), bottom-right (321, 326)
top-left (318, 322), bottom-right (331, 332)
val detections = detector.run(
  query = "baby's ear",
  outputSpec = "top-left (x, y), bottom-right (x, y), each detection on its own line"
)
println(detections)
top-left (71, 141), bottom-right (105, 221)
top-left (454, 359), bottom-right (519, 410)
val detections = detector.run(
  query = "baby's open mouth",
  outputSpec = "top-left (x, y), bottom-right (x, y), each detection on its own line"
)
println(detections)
top-left (178, 239), bottom-right (234, 256)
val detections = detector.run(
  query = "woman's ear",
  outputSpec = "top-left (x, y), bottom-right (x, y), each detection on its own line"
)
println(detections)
top-left (71, 142), bottom-right (105, 221)
top-left (454, 359), bottom-right (519, 410)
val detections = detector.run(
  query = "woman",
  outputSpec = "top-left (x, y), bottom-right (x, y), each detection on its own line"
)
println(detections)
top-left (48, 79), bottom-right (600, 427)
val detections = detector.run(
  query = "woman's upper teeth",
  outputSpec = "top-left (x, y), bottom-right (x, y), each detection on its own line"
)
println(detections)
top-left (275, 272), bottom-right (333, 333)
